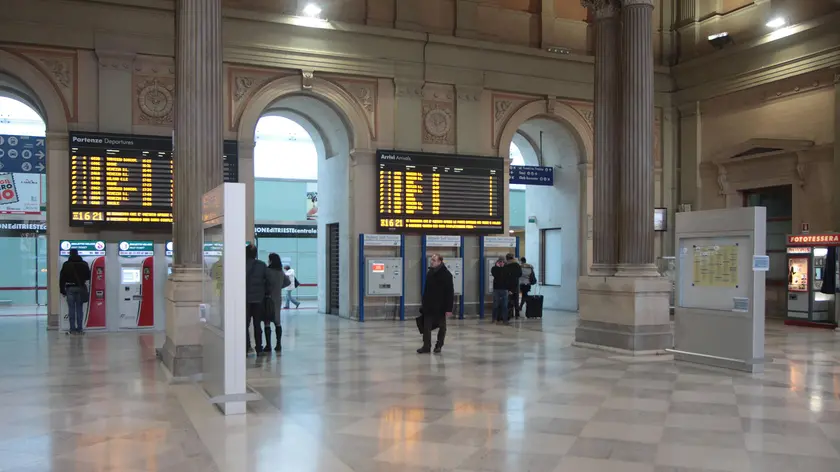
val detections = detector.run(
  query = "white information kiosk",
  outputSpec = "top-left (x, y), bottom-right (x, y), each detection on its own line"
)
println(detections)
top-left (116, 241), bottom-right (155, 330)
top-left (672, 207), bottom-right (767, 373)
top-left (59, 240), bottom-right (107, 331)
top-left (358, 234), bottom-right (405, 321)
top-left (201, 182), bottom-right (252, 415)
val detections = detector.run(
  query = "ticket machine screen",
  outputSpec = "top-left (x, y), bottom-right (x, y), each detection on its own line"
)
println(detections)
top-left (122, 268), bottom-right (142, 284)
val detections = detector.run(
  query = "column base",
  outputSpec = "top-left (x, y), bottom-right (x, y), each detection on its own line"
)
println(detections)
top-left (160, 267), bottom-right (206, 378)
top-left (615, 263), bottom-right (661, 277)
top-left (576, 275), bottom-right (672, 353)
top-left (589, 263), bottom-right (617, 276)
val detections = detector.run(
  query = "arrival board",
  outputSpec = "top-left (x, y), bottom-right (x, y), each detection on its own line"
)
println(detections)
top-left (69, 132), bottom-right (238, 227)
top-left (377, 150), bottom-right (504, 234)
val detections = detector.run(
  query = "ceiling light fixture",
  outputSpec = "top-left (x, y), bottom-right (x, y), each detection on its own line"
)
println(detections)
top-left (303, 3), bottom-right (322, 18)
top-left (766, 17), bottom-right (787, 29)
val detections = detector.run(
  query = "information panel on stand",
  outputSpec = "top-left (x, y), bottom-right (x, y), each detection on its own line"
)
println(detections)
top-left (376, 150), bottom-right (504, 234)
top-left (68, 132), bottom-right (238, 228)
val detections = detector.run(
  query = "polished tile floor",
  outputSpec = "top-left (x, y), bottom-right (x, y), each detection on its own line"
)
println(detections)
top-left (1, 310), bottom-right (839, 471)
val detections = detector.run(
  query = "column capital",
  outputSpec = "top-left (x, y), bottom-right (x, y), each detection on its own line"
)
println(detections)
top-left (619, 0), bottom-right (655, 7)
top-left (582, 0), bottom-right (619, 19)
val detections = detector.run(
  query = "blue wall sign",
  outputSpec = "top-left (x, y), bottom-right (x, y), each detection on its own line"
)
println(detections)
top-left (510, 165), bottom-right (554, 186)
top-left (0, 135), bottom-right (46, 174)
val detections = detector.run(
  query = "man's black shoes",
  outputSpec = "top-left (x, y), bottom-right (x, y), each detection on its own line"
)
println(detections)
top-left (417, 347), bottom-right (431, 354)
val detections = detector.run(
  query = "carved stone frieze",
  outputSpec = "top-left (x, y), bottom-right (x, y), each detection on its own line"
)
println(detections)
top-left (329, 76), bottom-right (379, 139)
top-left (134, 77), bottom-right (175, 126)
top-left (133, 56), bottom-right (176, 127)
top-left (5, 47), bottom-right (78, 122)
top-left (490, 92), bottom-right (539, 149)
top-left (456, 86), bottom-right (482, 102)
top-left (422, 101), bottom-right (455, 145)
top-left (96, 51), bottom-right (136, 71)
top-left (227, 66), bottom-right (291, 131)
top-left (564, 100), bottom-right (594, 129)
top-left (302, 70), bottom-right (314, 90)
top-left (422, 84), bottom-right (455, 103)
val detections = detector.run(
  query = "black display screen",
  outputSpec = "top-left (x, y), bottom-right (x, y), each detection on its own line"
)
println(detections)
top-left (376, 150), bottom-right (504, 234)
top-left (68, 132), bottom-right (237, 228)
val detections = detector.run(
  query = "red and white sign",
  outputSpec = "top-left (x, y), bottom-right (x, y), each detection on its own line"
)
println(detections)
top-left (787, 234), bottom-right (840, 246)
top-left (0, 173), bottom-right (19, 205)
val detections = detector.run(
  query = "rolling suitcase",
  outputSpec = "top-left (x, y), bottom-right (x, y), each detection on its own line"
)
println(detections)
top-left (525, 286), bottom-right (543, 319)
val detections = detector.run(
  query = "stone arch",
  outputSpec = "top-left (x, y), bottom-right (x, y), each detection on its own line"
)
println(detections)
top-left (496, 98), bottom-right (595, 309)
top-left (0, 49), bottom-right (68, 134)
top-left (237, 75), bottom-right (373, 152)
top-left (496, 99), bottom-right (593, 164)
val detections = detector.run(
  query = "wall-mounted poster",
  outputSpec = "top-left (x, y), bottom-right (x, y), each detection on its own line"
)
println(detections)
top-left (0, 135), bottom-right (45, 215)
top-left (692, 244), bottom-right (739, 288)
top-left (306, 182), bottom-right (318, 220)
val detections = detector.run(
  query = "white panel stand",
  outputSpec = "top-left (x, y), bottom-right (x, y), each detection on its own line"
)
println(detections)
top-left (200, 183), bottom-right (256, 415)
top-left (672, 207), bottom-right (767, 373)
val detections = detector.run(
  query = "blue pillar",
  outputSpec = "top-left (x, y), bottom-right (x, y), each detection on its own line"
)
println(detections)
top-left (399, 234), bottom-right (405, 321)
top-left (459, 236), bottom-right (465, 319)
top-left (479, 236), bottom-right (486, 319)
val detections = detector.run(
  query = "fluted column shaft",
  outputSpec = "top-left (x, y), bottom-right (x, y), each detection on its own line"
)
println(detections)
top-left (617, 0), bottom-right (658, 276)
top-left (589, 1), bottom-right (620, 275)
top-left (173, 0), bottom-right (224, 267)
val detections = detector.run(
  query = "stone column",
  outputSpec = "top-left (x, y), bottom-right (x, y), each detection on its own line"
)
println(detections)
top-left (834, 73), bottom-right (840, 331)
top-left (585, 0), bottom-right (620, 275)
top-left (616, 0), bottom-right (659, 277)
top-left (160, 0), bottom-right (224, 378)
top-left (575, 0), bottom-right (671, 354)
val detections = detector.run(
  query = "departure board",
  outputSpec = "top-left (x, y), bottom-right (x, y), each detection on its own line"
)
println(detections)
top-left (377, 150), bottom-right (504, 234)
top-left (69, 132), bottom-right (238, 228)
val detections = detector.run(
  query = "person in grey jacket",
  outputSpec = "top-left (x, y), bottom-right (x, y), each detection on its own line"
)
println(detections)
top-left (245, 244), bottom-right (273, 355)
top-left (264, 253), bottom-right (287, 353)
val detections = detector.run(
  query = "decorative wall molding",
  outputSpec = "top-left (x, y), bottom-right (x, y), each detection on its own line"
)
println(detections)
top-left (96, 50), bottom-right (136, 71)
top-left (563, 100), bottom-right (594, 130)
top-left (226, 66), bottom-right (294, 131)
top-left (421, 83), bottom-right (455, 145)
top-left (699, 68), bottom-right (838, 116)
top-left (301, 70), bottom-right (314, 89)
top-left (133, 55), bottom-right (175, 127)
top-left (3, 46), bottom-right (78, 122)
top-left (491, 92), bottom-right (542, 149)
top-left (395, 79), bottom-right (424, 98)
top-left (456, 85), bottom-right (482, 102)
top-left (325, 75), bottom-right (379, 139)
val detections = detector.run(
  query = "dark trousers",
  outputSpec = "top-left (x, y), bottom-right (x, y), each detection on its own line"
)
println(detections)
top-left (520, 284), bottom-right (531, 309)
top-left (422, 314), bottom-right (447, 349)
top-left (246, 302), bottom-right (264, 351)
top-left (510, 290), bottom-right (521, 317)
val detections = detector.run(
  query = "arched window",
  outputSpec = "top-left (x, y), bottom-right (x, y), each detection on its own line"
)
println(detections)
top-left (509, 142), bottom-right (526, 190)
top-left (0, 97), bottom-right (45, 137)
top-left (254, 116), bottom-right (318, 180)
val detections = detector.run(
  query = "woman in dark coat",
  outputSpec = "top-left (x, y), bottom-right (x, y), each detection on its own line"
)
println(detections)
top-left (418, 253), bottom-right (454, 354)
top-left (264, 253), bottom-right (286, 352)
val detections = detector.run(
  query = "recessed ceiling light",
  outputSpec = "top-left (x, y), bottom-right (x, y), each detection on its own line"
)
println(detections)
top-left (766, 17), bottom-right (787, 29)
top-left (303, 3), bottom-right (322, 18)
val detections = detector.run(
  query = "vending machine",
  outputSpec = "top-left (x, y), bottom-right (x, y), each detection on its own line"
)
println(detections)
top-left (59, 240), bottom-right (107, 331)
top-left (786, 234), bottom-right (839, 327)
top-left (116, 241), bottom-right (155, 329)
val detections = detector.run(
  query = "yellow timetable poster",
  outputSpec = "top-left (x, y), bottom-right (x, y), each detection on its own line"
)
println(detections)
top-left (692, 244), bottom-right (739, 287)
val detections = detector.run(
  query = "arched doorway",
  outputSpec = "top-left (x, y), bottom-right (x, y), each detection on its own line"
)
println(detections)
top-left (253, 115), bottom-right (319, 311)
top-left (0, 96), bottom-right (47, 309)
top-left (238, 76), bottom-right (372, 317)
top-left (498, 101), bottom-right (593, 313)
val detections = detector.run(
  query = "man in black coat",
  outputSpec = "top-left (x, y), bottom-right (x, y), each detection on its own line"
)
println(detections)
top-left (418, 253), bottom-right (454, 354)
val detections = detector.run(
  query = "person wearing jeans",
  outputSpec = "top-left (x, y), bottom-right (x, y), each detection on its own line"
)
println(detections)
top-left (65, 286), bottom-right (86, 334)
top-left (490, 257), bottom-right (510, 324)
top-left (283, 265), bottom-right (300, 309)
top-left (59, 248), bottom-right (91, 335)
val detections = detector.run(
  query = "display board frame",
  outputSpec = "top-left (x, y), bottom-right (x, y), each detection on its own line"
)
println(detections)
top-left (68, 132), bottom-right (238, 229)
top-left (376, 149), bottom-right (504, 234)
top-left (673, 207), bottom-right (766, 373)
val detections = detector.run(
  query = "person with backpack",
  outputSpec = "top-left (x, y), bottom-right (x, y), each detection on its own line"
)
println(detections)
top-left (59, 248), bottom-right (91, 335)
top-left (265, 253), bottom-right (290, 353)
top-left (519, 257), bottom-right (537, 311)
top-left (283, 265), bottom-right (301, 309)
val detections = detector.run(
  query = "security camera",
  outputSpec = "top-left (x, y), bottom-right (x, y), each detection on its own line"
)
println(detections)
top-left (707, 32), bottom-right (734, 50)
